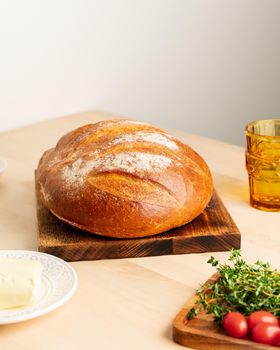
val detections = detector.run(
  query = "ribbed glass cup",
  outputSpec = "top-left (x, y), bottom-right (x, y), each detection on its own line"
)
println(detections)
top-left (245, 119), bottom-right (280, 211)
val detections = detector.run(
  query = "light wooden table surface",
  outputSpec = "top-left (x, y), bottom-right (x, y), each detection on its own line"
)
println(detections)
top-left (0, 112), bottom-right (279, 350)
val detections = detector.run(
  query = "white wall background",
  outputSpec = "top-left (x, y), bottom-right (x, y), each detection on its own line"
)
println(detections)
top-left (0, 0), bottom-right (280, 145)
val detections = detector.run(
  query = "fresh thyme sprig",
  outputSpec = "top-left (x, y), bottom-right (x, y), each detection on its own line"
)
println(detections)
top-left (187, 249), bottom-right (280, 323)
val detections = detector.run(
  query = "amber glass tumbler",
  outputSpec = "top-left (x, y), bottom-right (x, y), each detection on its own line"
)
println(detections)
top-left (246, 119), bottom-right (280, 211)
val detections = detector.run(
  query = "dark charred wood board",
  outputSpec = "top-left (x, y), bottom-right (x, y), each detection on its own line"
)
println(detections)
top-left (37, 190), bottom-right (240, 261)
top-left (173, 273), bottom-right (273, 350)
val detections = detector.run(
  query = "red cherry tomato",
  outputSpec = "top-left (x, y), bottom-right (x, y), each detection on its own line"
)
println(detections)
top-left (248, 311), bottom-right (279, 331)
top-left (252, 323), bottom-right (280, 345)
top-left (223, 312), bottom-right (248, 338)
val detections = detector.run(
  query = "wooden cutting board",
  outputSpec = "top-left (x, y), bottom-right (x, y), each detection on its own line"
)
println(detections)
top-left (173, 274), bottom-right (273, 350)
top-left (37, 189), bottom-right (240, 261)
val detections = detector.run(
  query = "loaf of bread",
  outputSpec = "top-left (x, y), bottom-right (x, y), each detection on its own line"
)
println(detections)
top-left (36, 119), bottom-right (213, 238)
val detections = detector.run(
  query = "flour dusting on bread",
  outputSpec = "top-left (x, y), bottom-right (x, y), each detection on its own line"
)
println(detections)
top-left (39, 184), bottom-right (52, 202)
top-left (109, 132), bottom-right (178, 150)
top-left (62, 158), bottom-right (84, 185)
top-left (62, 152), bottom-right (173, 185)
top-left (91, 152), bottom-right (172, 173)
top-left (95, 119), bottom-right (149, 132)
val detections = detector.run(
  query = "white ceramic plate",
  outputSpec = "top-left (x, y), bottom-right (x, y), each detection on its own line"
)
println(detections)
top-left (0, 157), bottom-right (7, 175)
top-left (0, 250), bottom-right (78, 324)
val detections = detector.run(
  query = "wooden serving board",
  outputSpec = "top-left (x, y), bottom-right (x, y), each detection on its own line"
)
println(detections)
top-left (37, 190), bottom-right (240, 261)
top-left (173, 274), bottom-right (274, 350)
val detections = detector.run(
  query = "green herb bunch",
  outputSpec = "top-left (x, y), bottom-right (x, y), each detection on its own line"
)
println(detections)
top-left (187, 249), bottom-right (280, 323)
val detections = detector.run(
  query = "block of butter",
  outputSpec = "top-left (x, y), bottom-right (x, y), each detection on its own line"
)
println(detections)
top-left (0, 258), bottom-right (43, 309)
